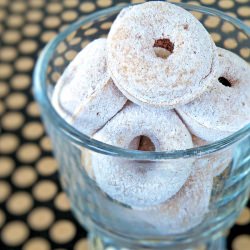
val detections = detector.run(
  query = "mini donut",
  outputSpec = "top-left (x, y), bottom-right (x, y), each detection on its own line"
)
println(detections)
top-left (92, 103), bottom-right (194, 207)
top-left (177, 48), bottom-right (250, 141)
top-left (52, 38), bottom-right (127, 135)
top-left (107, 1), bottom-right (219, 109)
top-left (192, 135), bottom-right (232, 177)
top-left (134, 160), bottom-right (213, 234)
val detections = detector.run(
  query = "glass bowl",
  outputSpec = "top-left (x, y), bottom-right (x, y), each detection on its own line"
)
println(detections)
top-left (33, 2), bottom-right (250, 250)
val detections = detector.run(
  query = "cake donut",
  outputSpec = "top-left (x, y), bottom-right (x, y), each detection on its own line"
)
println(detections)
top-left (107, 1), bottom-right (219, 109)
top-left (52, 38), bottom-right (127, 135)
top-left (135, 160), bottom-right (213, 234)
top-left (92, 103), bottom-right (194, 207)
top-left (192, 135), bottom-right (232, 177)
top-left (177, 48), bottom-right (250, 141)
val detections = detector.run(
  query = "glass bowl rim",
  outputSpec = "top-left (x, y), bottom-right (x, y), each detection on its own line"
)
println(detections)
top-left (33, 2), bottom-right (250, 160)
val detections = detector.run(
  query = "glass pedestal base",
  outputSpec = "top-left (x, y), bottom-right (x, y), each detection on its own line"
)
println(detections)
top-left (88, 232), bottom-right (227, 250)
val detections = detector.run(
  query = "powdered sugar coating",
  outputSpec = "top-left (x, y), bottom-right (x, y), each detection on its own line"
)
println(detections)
top-left (52, 38), bottom-right (127, 135)
top-left (192, 135), bottom-right (232, 177)
top-left (107, 1), bottom-right (219, 109)
top-left (92, 103), bottom-right (194, 207)
top-left (177, 48), bottom-right (250, 141)
top-left (135, 161), bottom-right (213, 234)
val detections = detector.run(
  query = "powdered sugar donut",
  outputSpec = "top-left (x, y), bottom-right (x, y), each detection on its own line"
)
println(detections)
top-left (135, 161), bottom-right (213, 234)
top-left (107, 1), bottom-right (219, 109)
top-left (177, 48), bottom-right (250, 141)
top-left (192, 135), bottom-right (232, 177)
top-left (52, 38), bottom-right (127, 135)
top-left (92, 103), bottom-right (194, 207)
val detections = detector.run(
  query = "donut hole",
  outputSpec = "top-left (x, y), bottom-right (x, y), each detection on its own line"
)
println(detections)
top-left (154, 39), bottom-right (174, 59)
top-left (138, 136), bottom-right (156, 151)
top-left (129, 136), bottom-right (156, 151)
top-left (218, 77), bottom-right (232, 87)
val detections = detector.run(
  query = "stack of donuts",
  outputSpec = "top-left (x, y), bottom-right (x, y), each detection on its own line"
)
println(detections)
top-left (52, 2), bottom-right (250, 234)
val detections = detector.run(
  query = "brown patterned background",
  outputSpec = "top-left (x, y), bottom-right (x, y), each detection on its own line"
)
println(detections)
top-left (0, 0), bottom-right (249, 249)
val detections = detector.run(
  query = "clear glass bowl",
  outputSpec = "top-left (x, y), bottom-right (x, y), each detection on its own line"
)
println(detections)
top-left (33, 3), bottom-right (250, 250)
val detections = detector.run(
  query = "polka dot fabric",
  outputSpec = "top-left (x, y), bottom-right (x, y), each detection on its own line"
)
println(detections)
top-left (0, 0), bottom-right (249, 250)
